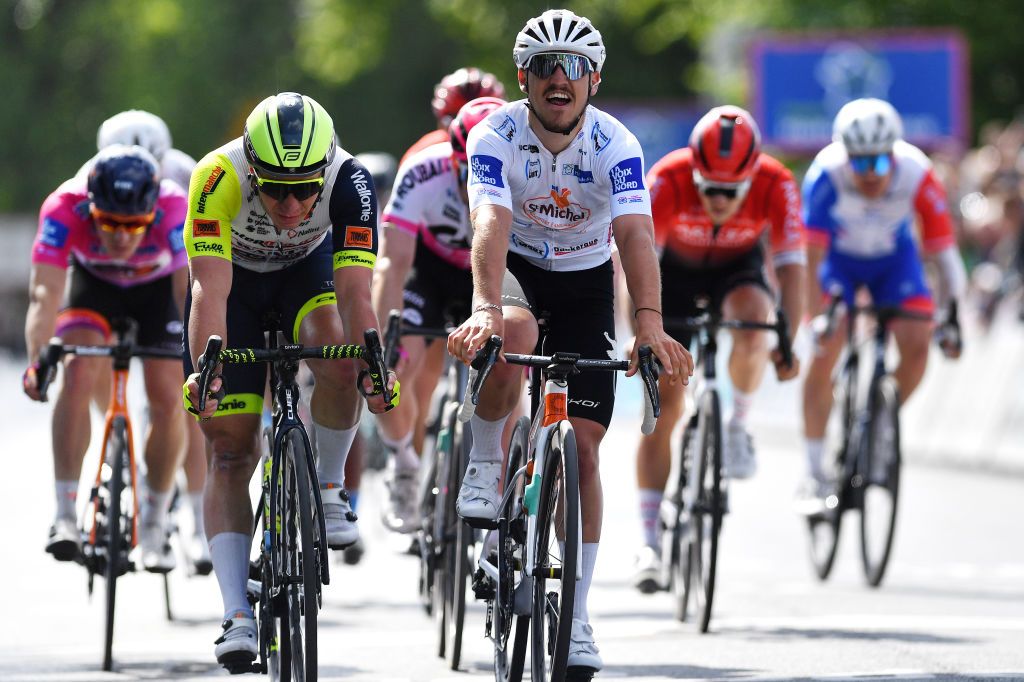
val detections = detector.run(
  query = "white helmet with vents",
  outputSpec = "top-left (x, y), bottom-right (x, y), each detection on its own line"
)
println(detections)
top-left (97, 110), bottom-right (172, 161)
top-left (513, 9), bottom-right (606, 72)
top-left (832, 98), bottom-right (904, 156)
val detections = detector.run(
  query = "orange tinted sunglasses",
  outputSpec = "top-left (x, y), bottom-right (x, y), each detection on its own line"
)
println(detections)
top-left (91, 209), bottom-right (153, 235)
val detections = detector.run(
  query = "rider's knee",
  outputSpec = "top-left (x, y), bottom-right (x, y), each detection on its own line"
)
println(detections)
top-left (575, 437), bottom-right (601, 482)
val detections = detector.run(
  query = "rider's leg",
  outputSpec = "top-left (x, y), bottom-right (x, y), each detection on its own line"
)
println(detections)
top-left (723, 284), bottom-right (773, 421)
top-left (634, 376), bottom-right (685, 547)
top-left (140, 358), bottom-right (188, 520)
top-left (572, 417), bottom-right (607, 620)
top-left (412, 339), bottom-right (446, 454)
top-left (801, 319), bottom-right (847, 480)
top-left (889, 317), bottom-right (932, 403)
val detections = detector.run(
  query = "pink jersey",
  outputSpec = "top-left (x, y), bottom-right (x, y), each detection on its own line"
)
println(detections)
top-left (32, 177), bottom-right (188, 287)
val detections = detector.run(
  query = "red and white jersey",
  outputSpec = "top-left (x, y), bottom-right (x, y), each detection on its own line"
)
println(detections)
top-left (466, 100), bottom-right (651, 272)
top-left (382, 141), bottom-right (472, 270)
top-left (648, 148), bottom-right (805, 268)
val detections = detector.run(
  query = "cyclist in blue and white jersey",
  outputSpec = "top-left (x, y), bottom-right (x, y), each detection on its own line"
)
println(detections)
top-left (446, 9), bottom-right (692, 676)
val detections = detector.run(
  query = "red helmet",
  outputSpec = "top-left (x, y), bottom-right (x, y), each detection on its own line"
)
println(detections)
top-left (432, 67), bottom-right (506, 127)
top-left (449, 97), bottom-right (507, 162)
top-left (689, 105), bottom-right (762, 184)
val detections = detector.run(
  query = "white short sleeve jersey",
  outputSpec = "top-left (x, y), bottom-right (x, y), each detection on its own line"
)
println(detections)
top-left (465, 101), bottom-right (651, 271)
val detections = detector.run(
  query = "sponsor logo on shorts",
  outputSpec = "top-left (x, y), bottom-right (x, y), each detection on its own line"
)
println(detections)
top-left (193, 219), bottom-right (220, 237)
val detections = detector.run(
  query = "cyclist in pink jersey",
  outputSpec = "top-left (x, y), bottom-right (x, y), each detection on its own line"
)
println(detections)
top-left (23, 145), bottom-right (190, 572)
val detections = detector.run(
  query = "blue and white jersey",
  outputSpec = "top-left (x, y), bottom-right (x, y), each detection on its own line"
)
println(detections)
top-left (802, 140), bottom-right (955, 259)
top-left (465, 100), bottom-right (651, 271)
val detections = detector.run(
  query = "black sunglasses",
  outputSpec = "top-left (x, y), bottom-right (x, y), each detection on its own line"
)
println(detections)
top-left (254, 176), bottom-right (325, 201)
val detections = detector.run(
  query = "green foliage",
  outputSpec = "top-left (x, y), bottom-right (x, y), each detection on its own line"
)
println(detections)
top-left (0, 0), bottom-right (1019, 211)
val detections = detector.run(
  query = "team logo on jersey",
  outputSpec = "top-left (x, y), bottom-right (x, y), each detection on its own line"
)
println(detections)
top-left (351, 167), bottom-right (374, 223)
top-left (526, 159), bottom-right (541, 179)
top-left (523, 189), bottom-right (591, 230)
top-left (553, 237), bottom-right (599, 256)
top-left (196, 166), bottom-right (225, 215)
top-left (493, 116), bottom-right (516, 142)
top-left (344, 226), bottom-right (373, 249)
top-left (40, 218), bottom-right (68, 248)
top-left (169, 225), bottom-right (185, 253)
top-left (192, 219), bottom-right (220, 237)
top-left (591, 122), bottom-right (612, 156)
top-left (511, 233), bottom-right (550, 259)
top-left (610, 157), bottom-right (644, 195)
top-left (470, 155), bottom-right (504, 188)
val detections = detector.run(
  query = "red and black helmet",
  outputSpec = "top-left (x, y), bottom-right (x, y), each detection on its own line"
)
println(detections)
top-left (689, 105), bottom-right (762, 184)
top-left (449, 97), bottom-right (507, 163)
top-left (432, 67), bottom-right (506, 127)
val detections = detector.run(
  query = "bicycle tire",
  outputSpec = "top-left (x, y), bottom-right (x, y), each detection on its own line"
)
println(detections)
top-left (432, 403), bottom-right (458, 658)
top-left (689, 389), bottom-right (722, 634)
top-left (494, 417), bottom-right (530, 682)
top-left (860, 375), bottom-right (901, 587)
top-left (284, 429), bottom-right (320, 682)
top-left (672, 416), bottom-right (697, 622)
top-left (531, 421), bottom-right (580, 682)
top-left (446, 414), bottom-right (474, 670)
top-left (808, 366), bottom-right (856, 581)
top-left (102, 416), bottom-right (130, 671)
top-left (416, 446), bottom-right (438, 618)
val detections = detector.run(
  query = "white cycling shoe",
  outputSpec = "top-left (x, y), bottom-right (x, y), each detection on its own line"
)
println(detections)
top-left (138, 521), bottom-right (176, 573)
top-left (382, 462), bottom-right (420, 534)
top-left (631, 545), bottom-right (663, 595)
top-left (723, 421), bottom-right (757, 480)
top-left (214, 613), bottom-right (258, 671)
top-left (322, 486), bottom-right (360, 549)
top-left (46, 517), bottom-right (81, 562)
top-left (567, 618), bottom-right (603, 673)
top-left (456, 461), bottom-right (502, 529)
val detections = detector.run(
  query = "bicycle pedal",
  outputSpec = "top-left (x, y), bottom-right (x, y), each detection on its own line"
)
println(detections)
top-left (461, 515), bottom-right (498, 531)
top-left (472, 568), bottom-right (496, 600)
top-left (218, 652), bottom-right (258, 675)
top-left (565, 666), bottom-right (596, 682)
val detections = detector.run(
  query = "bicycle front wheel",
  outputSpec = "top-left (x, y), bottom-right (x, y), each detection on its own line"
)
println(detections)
top-left (283, 430), bottom-right (321, 682)
top-left (493, 416), bottom-right (530, 682)
top-left (688, 390), bottom-right (723, 634)
top-left (860, 376), bottom-right (901, 587)
top-left (445, 413), bottom-right (474, 670)
top-left (672, 415), bottom-right (697, 622)
top-left (102, 416), bottom-right (132, 672)
top-left (530, 421), bottom-right (580, 682)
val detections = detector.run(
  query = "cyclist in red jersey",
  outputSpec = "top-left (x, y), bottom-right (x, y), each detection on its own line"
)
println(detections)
top-left (400, 66), bottom-right (506, 164)
top-left (630, 106), bottom-right (806, 593)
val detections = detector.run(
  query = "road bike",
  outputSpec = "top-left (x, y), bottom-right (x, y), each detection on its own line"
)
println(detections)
top-left (659, 301), bottom-right (793, 632)
top-left (805, 293), bottom-right (938, 587)
top-left (195, 316), bottom-right (393, 680)
top-left (466, 326), bottom-right (660, 682)
top-left (37, 317), bottom-right (180, 671)
top-left (382, 310), bottom-right (474, 670)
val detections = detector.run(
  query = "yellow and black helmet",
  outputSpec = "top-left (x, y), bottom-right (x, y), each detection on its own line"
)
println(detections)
top-left (243, 92), bottom-right (336, 178)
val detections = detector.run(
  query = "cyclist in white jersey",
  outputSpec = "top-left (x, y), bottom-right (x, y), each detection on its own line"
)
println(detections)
top-left (446, 9), bottom-right (692, 676)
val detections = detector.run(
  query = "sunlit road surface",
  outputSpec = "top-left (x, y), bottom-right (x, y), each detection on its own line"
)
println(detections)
top-left (1, 330), bottom-right (1022, 681)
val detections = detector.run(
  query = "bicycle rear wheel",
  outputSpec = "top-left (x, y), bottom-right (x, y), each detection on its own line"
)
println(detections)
top-left (283, 430), bottom-right (321, 682)
top-left (493, 417), bottom-right (530, 682)
top-left (531, 421), bottom-right (580, 682)
top-left (445, 414), bottom-right (474, 670)
top-left (432, 404), bottom-right (458, 658)
top-left (687, 389), bottom-right (722, 634)
top-left (860, 376), bottom-right (901, 587)
top-left (102, 416), bottom-right (132, 671)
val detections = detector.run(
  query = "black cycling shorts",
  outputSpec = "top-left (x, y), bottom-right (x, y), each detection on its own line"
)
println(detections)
top-left (660, 247), bottom-right (770, 348)
top-left (58, 260), bottom-right (182, 351)
top-left (182, 238), bottom-right (337, 417)
top-left (401, 239), bottom-right (473, 338)
top-left (501, 253), bottom-right (617, 429)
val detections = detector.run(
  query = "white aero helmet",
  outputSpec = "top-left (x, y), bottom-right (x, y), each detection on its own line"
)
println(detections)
top-left (832, 98), bottom-right (904, 156)
top-left (513, 9), bottom-right (606, 72)
top-left (97, 109), bottom-right (172, 161)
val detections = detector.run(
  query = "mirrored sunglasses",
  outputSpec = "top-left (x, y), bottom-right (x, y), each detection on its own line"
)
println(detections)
top-left (92, 209), bottom-right (152, 235)
top-left (255, 175), bottom-right (325, 201)
top-left (693, 172), bottom-right (751, 200)
top-left (526, 52), bottom-right (593, 80)
top-left (849, 153), bottom-right (892, 176)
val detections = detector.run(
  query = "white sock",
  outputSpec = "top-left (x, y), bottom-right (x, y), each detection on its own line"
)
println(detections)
top-left (380, 430), bottom-right (419, 472)
top-left (806, 438), bottom-right (825, 479)
top-left (313, 422), bottom-right (358, 488)
top-left (731, 389), bottom-right (754, 427)
top-left (469, 413), bottom-right (509, 464)
top-left (574, 543), bottom-right (598, 623)
top-left (187, 492), bottom-right (205, 539)
top-left (55, 480), bottom-right (78, 521)
top-left (638, 488), bottom-right (663, 549)
top-left (209, 532), bottom-right (253, 619)
top-left (142, 485), bottom-right (173, 529)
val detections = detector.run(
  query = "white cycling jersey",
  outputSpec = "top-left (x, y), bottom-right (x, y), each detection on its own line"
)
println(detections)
top-left (466, 100), bottom-right (651, 271)
top-left (382, 141), bottom-right (471, 270)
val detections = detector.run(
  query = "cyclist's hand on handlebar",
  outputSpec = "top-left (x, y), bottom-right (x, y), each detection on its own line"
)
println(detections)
top-left (448, 309), bottom-right (504, 365)
top-left (629, 323), bottom-right (692, 385)
top-left (771, 347), bottom-right (801, 381)
top-left (183, 371), bottom-right (223, 420)
top-left (359, 369), bottom-right (399, 414)
top-left (22, 362), bottom-right (42, 401)
top-left (935, 321), bottom-right (962, 359)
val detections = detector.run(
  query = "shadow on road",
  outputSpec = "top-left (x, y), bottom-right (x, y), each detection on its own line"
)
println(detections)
top-left (724, 626), bottom-right (973, 645)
